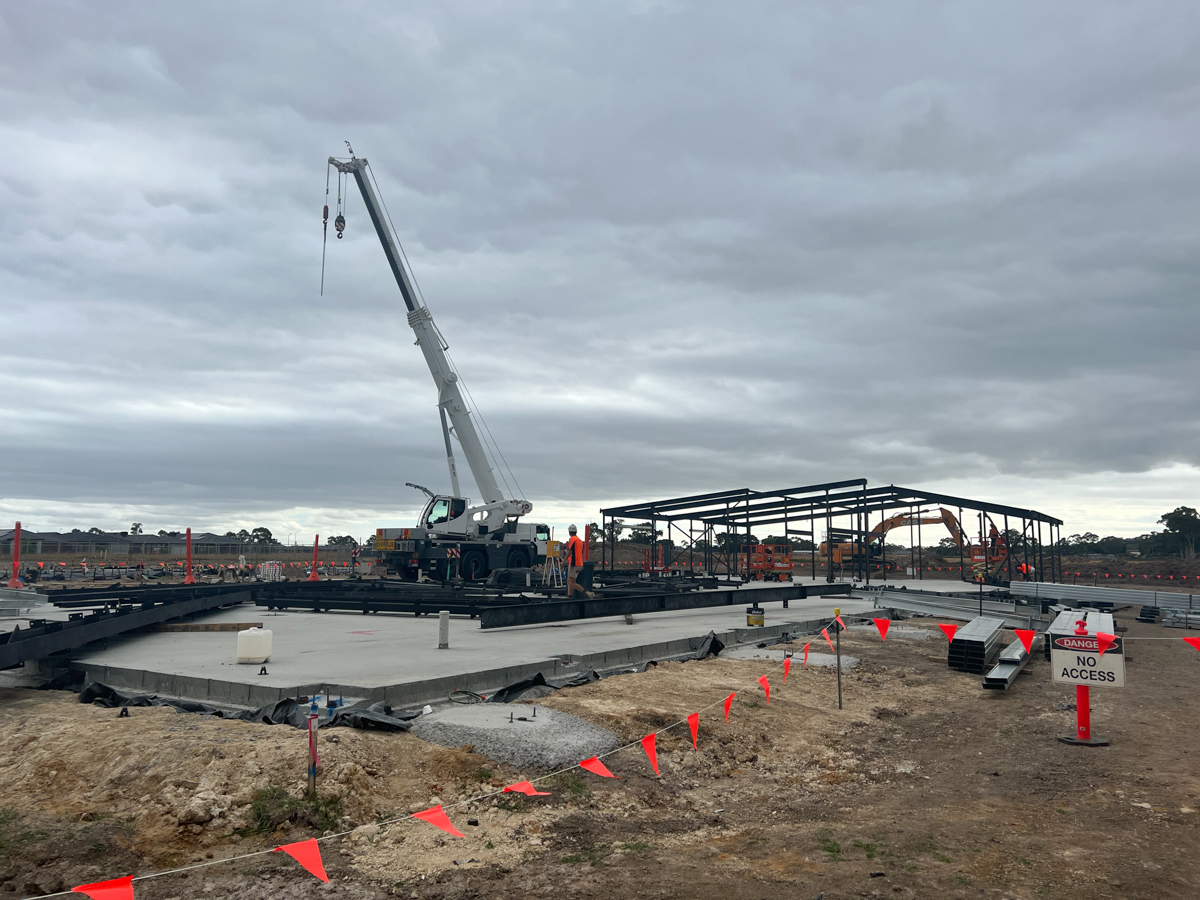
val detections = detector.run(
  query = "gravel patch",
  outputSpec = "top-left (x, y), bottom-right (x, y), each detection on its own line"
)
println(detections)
top-left (720, 645), bottom-right (860, 668)
top-left (410, 704), bottom-right (621, 770)
top-left (846, 624), bottom-right (934, 640)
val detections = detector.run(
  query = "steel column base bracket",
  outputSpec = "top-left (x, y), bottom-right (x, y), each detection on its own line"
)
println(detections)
top-left (1056, 735), bottom-right (1110, 747)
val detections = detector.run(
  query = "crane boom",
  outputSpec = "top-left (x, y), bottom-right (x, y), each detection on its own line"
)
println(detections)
top-left (329, 154), bottom-right (524, 515)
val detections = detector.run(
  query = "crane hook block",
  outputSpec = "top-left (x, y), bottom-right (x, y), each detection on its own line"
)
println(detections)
top-left (334, 213), bottom-right (346, 239)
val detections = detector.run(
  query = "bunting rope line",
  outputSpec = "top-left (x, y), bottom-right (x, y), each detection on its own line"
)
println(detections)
top-left (22, 636), bottom-right (804, 900)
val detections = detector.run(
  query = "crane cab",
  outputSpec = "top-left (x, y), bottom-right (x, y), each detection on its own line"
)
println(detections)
top-left (420, 496), bottom-right (469, 533)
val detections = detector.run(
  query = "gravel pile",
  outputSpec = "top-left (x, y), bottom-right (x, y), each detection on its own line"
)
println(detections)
top-left (410, 704), bottom-right (621, 770)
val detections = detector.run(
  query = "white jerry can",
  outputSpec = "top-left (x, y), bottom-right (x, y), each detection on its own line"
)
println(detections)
top-left (237, 626), bottom-right (273, 664)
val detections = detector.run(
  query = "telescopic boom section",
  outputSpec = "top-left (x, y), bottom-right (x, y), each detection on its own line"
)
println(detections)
top-left (329, 155), bottom-right (506, 506)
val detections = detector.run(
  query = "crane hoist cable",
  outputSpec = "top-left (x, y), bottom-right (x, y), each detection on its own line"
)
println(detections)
top-left (321, 163), bottom-right (331, 295)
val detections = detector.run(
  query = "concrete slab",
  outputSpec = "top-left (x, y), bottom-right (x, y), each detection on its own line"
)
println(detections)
top-left (64, 591), bottom-right (875, 708)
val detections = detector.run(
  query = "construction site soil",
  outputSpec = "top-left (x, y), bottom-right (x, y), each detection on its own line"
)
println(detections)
top-left (1, 610), bottom-right (1197, 900)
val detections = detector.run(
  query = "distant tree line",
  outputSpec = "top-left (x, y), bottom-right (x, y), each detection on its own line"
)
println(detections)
top-left (1054, 506), bottom-right (1199, 559)
top-left (44, 524), bottom-right (370, 550)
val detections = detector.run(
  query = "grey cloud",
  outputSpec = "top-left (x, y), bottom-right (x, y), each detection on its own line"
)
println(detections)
top-left (1, 1), bottom-right (1198, 536)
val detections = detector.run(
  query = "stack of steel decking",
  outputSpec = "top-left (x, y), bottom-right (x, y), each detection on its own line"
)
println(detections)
top-left (947, 616), bottom-right (1006, 674)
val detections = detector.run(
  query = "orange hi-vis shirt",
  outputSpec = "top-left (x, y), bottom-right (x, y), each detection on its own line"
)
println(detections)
top-left (566, 535), bottom-right (585, 567)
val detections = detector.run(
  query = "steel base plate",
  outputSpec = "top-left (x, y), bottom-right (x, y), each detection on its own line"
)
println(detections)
top-left (1056, 735), bottom-right (1110, 747)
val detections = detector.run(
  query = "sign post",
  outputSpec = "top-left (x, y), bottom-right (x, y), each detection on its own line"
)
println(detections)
top-left (1049, 611), bottom-right (1123, 747)
top-left (834, 607), bottom-right (842, 710)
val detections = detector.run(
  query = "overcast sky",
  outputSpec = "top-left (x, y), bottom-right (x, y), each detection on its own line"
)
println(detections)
top-left (2, 2), bottom-right (1198, 544)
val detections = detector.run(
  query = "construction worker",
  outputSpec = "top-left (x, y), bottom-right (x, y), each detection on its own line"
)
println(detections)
top-left (1017, 561), bottom-right (1035, 581)
top-left (565, 525), bottom-right (594, 599)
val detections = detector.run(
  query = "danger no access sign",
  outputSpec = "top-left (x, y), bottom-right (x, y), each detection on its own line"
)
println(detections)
top-left (1050, 634), bottom-right (1125, 688)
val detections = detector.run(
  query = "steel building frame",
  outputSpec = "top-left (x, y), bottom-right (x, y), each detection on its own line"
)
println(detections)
top-left (599, 479), bottom-right (1064, 585)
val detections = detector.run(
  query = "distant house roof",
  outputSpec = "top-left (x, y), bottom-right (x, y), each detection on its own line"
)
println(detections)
top-left (0, 530), bottom-right (272, 546)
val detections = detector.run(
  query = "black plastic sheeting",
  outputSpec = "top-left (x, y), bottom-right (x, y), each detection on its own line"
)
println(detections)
top-left (77, 681), bottom-right (419, 732)
top-left (486, 629), bottom-right (726, 703)
top-left (325, 701), bottom-right (421, 732)
top-left (484, 667), bottom-right (601, 704)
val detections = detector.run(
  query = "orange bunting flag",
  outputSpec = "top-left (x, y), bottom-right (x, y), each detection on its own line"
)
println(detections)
top-left (412, 804), bottom-right (465, 837)
top-left (641, 733), bottom-right (659, 775)
top-left (1014, 629), bottom-right (1036, 654)
top-left (938, 623), bottom-right (958, 643)
top-left (503, 780), bottom-right (551, 796)
top-left (723, 692), bottom-right (735, 722)
top-left (757, 675), bottom-right (770, 702)
top-left (820, 628), bottom-right (835, 654)
top-left (580, 756), bottom-right (618, 778)
top-left (1184, 637), bottom-right (1200, 653)
top-left (687, 712), bottom-right (699, 749)
top-left (835, 615), bottom-right (846, 631)
top-left (71, 875), bottom-right (134, 900)
top-left (783, 657), bottom-right (791, 682)
top-left (1096, 632), bottom-right (1116, 656)
top-left (803, 642), bottom-right (811, 667)
top-left (275, 838), bottom-right (329, 882)
top-left (873, 618), bottom-right (890, 641)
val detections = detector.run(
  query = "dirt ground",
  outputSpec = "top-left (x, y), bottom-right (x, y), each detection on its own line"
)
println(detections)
top-left (2, 610), bottom-right (1198, 900)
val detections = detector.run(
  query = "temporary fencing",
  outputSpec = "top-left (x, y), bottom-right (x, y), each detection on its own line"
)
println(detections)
top-left (27, 621), bottom-right (1200, 900)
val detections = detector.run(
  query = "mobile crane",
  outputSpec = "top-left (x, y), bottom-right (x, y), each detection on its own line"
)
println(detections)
top-left (326, 148), bottom-right (549, 580)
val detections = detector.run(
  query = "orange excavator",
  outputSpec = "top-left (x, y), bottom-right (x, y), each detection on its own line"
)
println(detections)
top-left (818, 508), bottom-right (1010, 574)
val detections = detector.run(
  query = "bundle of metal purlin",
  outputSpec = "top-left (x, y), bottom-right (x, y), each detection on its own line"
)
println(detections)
top-left (983, 632), bottom-right (1042, 689)
top-left (871, 588), bottom-right (1044, 631)
top-left (1161, 610), bottom-right (1200, 629)
top-left (947, 616), bottom-right (1007, 674)
top-left (1010, 581), bottom-right (1197, 611)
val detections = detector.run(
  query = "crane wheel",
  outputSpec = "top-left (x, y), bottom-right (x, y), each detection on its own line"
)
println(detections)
top-left (506, 549), bottom-right (530, 569)
top-left (462, 550), bottom-right (487, 581)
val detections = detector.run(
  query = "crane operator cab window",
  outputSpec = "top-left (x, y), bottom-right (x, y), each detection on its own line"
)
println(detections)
top-left (424, 498), bottom-right (466, 528)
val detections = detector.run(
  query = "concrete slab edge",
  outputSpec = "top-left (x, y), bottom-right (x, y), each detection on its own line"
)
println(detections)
top-left (61, 616), bottom-right (835, 711)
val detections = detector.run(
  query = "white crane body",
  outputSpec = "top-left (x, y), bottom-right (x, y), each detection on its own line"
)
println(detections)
top-left (329, 153), bottom-right (546, 580)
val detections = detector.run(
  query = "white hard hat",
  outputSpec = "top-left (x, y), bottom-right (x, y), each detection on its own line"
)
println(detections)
top-left (568, 524), bottom-right (578, 535)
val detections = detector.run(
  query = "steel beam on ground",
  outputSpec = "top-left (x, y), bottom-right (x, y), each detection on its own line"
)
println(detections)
top-left (983, 633), bottom-right (1042, 689)
top-left (479, 582), bottom-right (853, 629)
top-left (872, 590), bottom-right (1043, 630)
top-left (0, 586), bottom-right (255, 670)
